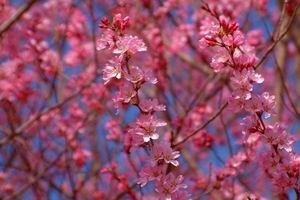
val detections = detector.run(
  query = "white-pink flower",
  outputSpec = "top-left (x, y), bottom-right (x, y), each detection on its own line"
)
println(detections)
top-left (113, 35), bottom-right (147, 55)
top-left (231, 69), bottom-right (253, 100)
top-left (152, 142), bottom-right (180, 167)
top-left (137, 163), bottom-right (163, 187)
top-left (97, 29), bottom-right (115, 51)
top-left (125, 66), bottom-right (157, 84)
top-left (114, 83), bottom-right (136, 104)
top-left (139, 99), bottom-right (166, 113)
top-left (128, 115), bottom-right (167, 143)
top-left (155, 173), bottom-right (187, 199)
top-left (264, 123), bottom-right (294, 152)
top-left (103, 58), bottom-right (122, 84)
top-left (260, 92), bottom-right (275, 118)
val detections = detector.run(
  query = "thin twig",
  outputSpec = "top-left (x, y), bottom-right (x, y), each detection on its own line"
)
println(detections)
top-left (5, 149), bottom-right (66, 200)
top-left (172, 1), bottom-right (300, 148)
top-left (173, 102), bottom-right (228, 147)
top-left (254, 2), bottom-right (300, 69)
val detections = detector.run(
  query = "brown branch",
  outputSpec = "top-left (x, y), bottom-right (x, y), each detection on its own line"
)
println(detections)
top-left (273, 55), bottom-right (300, 119)
top-left (173, 1), bottom-right (300, 148)
top-left (5, 149), bottom-right (66, 200)
top-left (254, 2), bottom-right (300, 70)
top-left (113, 183), bottom-right (137, 200)
top-left (0, 0), bottom-right (37, 37)
top-left (0, 87), bottom-right (84, 147)
top-left (172, 102), bottom-right (228, 147)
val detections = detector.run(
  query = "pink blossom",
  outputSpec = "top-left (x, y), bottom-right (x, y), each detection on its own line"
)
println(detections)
top-left (113, 83), bottom-right (137, 104)
top-left (170, 190), bottom-right (191, 200)
top-left (230, 69), bottom-right (263, 101)
top-left (139, 99), bottom-right (166, 113)
top-left (241, 115), bottom-right (262, 135)
top-left (228, 152), bottom-right (247, 168)
top-left (128, 115), bottom-right (167, 143)
top-left (245, 97), bottom-right (261, 114)
top-left (228, 96), bottom-right (246, 111)
top-left (219, 15), bottom-right (239, 35)
top-left (247, 29), bottom-right (264, 46)
top-left (2, 1), bottom-right (299, 199)
top-left (211, 48), bottom-right (230, 71)
top-left (103, 58), bottom-right (122, 84)
top-left (137, 164), bottom-right (163, 187)
top-left (231, 69), bottom-right (254, 100)
top-left (199, 18), bottom-right (220, 38)
top-left (222, 30), bottom-right (244, 47)
top-left (155, 173), bottom-right (187, 199)
top-left (105, 119), bottom-right (122, 141)
top-left (97, 29), bottom-right (115, 51)
top-left (152, 142), bottom-right (180, 167)
top-left (260, 92), bottom-right (275, 118)
top-left (124, 132), bottom-right (145, 152)
top-left (193, 130), bottom-right (214, 148)
top-left (253, 0), bottom-right (269, 15)
top-left (125, 66), bottom-right (144, 83)
top-left (125, 66), bottom-right (158, 84)
top-left (247, 69), bottom-right (264, 84)
top-left (73, 148), bottom-right (92, 168)
top-left (111, 13), bottom-right (130, 31)
top-left (143, 68), bottom-right (158, 84)
top-left (232, 52), bottom-right (257, 70)
top-left (113, 35), bottom-right (147, 55)
top-left (264, 124), bottom-right (294, 152)
top-left (236, 193), bottom-right (266, 200)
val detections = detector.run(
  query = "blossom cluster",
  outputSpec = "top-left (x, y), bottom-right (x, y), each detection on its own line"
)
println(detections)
top-left (98, 14), bottom-right (189, 199)
top-left (199, 3), bottom-right (300, 195)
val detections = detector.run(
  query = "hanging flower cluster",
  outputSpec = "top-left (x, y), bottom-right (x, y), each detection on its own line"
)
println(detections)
top-left (98, 14), bottom-right (189, 199)
top-left (199, 2), bottom-right (300, 195)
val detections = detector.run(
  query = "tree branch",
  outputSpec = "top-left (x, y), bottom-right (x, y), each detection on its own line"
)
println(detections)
top-left (0, 0), bottom-right (37, 37)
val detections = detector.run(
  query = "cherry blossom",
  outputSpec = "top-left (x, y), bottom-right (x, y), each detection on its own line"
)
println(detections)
top-left (260, 92), bottom-right (276, 118)
top-left (73, 148), bottom-right (92, 168)
top-left (264, 124), bottom-right (294, 152)
top-left (113, 35), bottom-right (147, 55)
top-left (155, 173), bottom-right (187, 200)
top-left (105, 119), bottom-right (122, 141)
top-left (128, 115), bottom-right (167, 143)
top-left (113, 83), bottom-right (137, 104)
top-left (137, 163), bottom-right (163, 187)
top-left (103, 58), bottom-right (123, 84)
top-left (152, 142), bottom-right (180, 167)
top-left (1, 0), bottom-right (300, 199)
top-left (139, 99), bottom-right (166, 113)
top-left (96, 29), bottom-right (115, 51)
